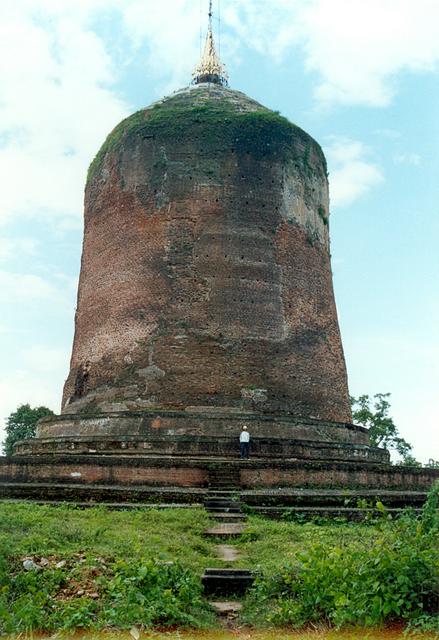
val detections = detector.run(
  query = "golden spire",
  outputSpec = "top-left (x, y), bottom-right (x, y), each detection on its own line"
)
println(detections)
top-left (192, 0), bottom-right (228, 86)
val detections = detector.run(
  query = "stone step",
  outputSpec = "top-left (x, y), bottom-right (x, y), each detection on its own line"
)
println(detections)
top-left (205, 523), bottom-right (246, 537)
top-left (210, 512), bottom-right (246, 521)
top-left (202, 568), bottom-right (254, 596)
top-left (209, 484), bottom-right (239, 490)
top-left (215, 544), bottom-right (241, 562)
top-left (209, 601), bottom-right (242, 616)
top-left (206, 492), bottom-right (240, 498)
top-left (0, 483), bottom-right (432, 517)
top-left (0, 498), bottom-right (202, 511)
top-left (205, 498), bottom-right (241, 508)
top-left (0, 482), bottom-right (207, 504)
top-left (205, 506), bottom-right (242, 514)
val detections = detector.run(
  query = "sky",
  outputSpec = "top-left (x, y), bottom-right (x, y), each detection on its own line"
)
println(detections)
top-left (0, 0), bottom-right (438, 462)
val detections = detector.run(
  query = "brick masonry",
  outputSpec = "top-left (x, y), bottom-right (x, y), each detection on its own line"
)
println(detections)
top-left (9, 85), bottom-right (430, 506)
top-left (1, 455), bottom-right (438, 494)
top-left (60, 84), bottom-right (351, 426)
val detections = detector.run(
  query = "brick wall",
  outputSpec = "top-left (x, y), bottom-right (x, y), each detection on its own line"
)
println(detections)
top-left (61, 84), bottom-right (351, 425)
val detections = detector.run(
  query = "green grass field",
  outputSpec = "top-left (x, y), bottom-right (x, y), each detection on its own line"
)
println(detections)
top-left (0, 491), bottom-right (438, 635)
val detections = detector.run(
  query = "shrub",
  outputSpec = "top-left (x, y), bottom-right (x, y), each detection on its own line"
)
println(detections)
top-left (0, 558), bottom-right (212, 634)
top-left (244, 482), bottom-right (439, 629)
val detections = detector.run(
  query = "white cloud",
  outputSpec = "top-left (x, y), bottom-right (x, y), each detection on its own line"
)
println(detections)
top-left (224, 0), bottom-right (439, 107)
top-left (393, 152), bottom-right (422, 166)
top-left (223, 0), bottom-right (303, 61)
top-left (375, 129), bottom-right (402, 140)
top-left (0, 356), bottom-right (68, 443)
top-left (1, 0), bottom-right (438, 231)
top-left (20, 345), bottom-right (70, 375)
top-left (0, 271), bottom-right (58, 302)
top-left (0, 237), bottom-right (38, 262)
top-left (302, 0), bottom-right (439, 106)
top-left (325, 138), bottom-right (384, 208)
top-left (119, 0), bottom-right (202, 94)
top-left (346, 333), bottom-right (439, 463)
top-left (0, 1), bottom-right (128, 226)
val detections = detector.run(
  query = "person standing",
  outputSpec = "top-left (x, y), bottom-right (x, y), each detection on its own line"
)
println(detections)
top-left (239, 425), bottom-right (250, 459)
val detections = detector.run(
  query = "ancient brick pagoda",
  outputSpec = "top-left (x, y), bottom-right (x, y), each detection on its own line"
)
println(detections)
top-left (2, 18), bottom-right (437, 513)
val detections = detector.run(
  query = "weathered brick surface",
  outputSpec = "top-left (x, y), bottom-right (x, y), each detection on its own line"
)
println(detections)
top-left (60, 84), bottom-right (351, 427)
top-left (15, 433), bottom-right (389, 464)
top-left (36, 410), bottom-right (369, 444)
top-left (240, 464), bottom-right (439, 491)
top-left (1, 456), bottom-right (437, 494)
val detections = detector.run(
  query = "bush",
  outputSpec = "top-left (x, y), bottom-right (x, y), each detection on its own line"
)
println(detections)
top-left (0, 506), bottom-right (216, 634)
top-left (244, 482), bottom-right (439, 629)
top-left (0, 557), bottom-right (213, 634)
top-left (99, 560), bottom-right (208, 628)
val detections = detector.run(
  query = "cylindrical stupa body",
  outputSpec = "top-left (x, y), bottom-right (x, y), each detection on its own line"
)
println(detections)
top-left (62, 84), bottom-right (351, 423)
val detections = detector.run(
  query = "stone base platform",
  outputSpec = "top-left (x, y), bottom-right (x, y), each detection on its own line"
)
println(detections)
top-left (1, 454), bottom-right (438, 514)
top-left (5, 410), bottom-right (438, 516)
top-left (14, 409), bottom-right (389, 464)
top-left (14, 434), bottom-right (389, 464)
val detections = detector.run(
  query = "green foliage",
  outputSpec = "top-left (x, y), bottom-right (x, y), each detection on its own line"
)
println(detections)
top-left (0, 503), bottom-right (213, 568)
top-left (1, 496), bottom-right (438, 633)
top-left (243, 483), bottom-right (439, 629)
top-left (350, 393), bottom-right (413, 459)
top-left (99, 560), bottom-right (208, 628)
top-left (420, 479), bottom-right (439, 534)
top-left (0, 505), bottom-right (216, 633)
top-left (0, 558), bottom-right (212, 633)
top-left (318, 205), bottom-right (329, 226)
top-left (87, 97), bottom-right (326, 183)
top-left (2, 403), bottom-right (54, 456)
top-left (396, 454), bottom-right (423, 468)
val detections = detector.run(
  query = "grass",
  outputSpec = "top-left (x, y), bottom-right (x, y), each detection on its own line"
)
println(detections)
top-left (7, 630), bottom-right (439, 639)
top-left (232, 516), bottom-right (379, 571)
top-left (0, 503), bottom-right (215, 571)
top-left (0, 505), bottom-right (218, 634)
top-left (0, 489), bottom-right (438, 635)
top-left (87, 93), bottom-right (327, 184)
top-left (239, 501), bottom-right (439, 631)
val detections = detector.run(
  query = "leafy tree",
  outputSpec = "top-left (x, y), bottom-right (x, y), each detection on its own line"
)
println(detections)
top-left (395, 454), bottom-right (423, 468)
top-left (350, 393), bottom-right (413, 460)
top-left (2, 404), bottom-right (54, 456)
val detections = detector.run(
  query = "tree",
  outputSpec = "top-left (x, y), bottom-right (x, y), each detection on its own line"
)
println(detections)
top-left (395, 454), bottom-right (422, 468)
top-left (2, 404), bottom-right (54, 456)
top-left (350, 393), bottom-right (413, 460)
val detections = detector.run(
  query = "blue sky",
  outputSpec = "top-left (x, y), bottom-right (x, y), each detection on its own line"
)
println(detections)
top-left (0, 0), bottom-right (438, 462)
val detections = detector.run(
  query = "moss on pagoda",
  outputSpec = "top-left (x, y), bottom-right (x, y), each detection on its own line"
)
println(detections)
top-left (87, 87), bottom-right (327, 184)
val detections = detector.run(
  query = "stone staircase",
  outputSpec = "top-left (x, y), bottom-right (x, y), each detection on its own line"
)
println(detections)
top-left (202, 466), bottom-right (254, 624)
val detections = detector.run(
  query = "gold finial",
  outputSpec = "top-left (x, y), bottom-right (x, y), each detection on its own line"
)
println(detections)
top-left (192, 0), bottom-right (228, 86)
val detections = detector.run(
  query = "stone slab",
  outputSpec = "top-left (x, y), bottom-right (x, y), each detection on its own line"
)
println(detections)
top-left (211, 513), bottom-right (246, 521)
top-left (215, 545), bottom-right (241, 562)
top-left (202, 568), bottom-right (254, 596)
top-left (210, 601), bottom-right (243, 615)
top-left (205, 523), bottom-right (246, 536)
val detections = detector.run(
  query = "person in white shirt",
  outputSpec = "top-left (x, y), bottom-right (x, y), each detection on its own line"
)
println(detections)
top-left (239, 425), bottom-right (250, 459)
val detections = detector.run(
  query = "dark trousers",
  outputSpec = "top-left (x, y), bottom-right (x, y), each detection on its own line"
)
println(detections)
top-left (240, 442), bottom-right (250, 459)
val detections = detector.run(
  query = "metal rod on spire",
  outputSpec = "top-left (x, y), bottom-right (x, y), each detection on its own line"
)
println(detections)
top-left (192, 0), bottom-right (228, 86)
